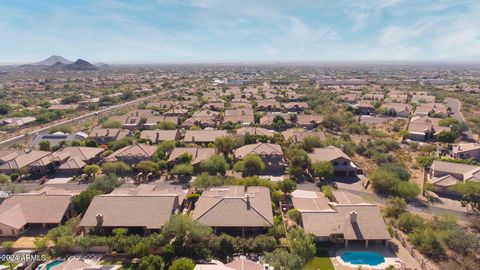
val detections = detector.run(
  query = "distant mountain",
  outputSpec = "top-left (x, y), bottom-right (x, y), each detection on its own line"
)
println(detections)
top-left (65, 59), bottom-right (97, 71)
top-left (33, 55), bottom-right (72, 66)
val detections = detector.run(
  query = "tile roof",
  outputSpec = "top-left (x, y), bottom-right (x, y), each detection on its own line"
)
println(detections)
top-left (80, 185), bottom-right (183, 229)
top-left (234, 143), bottom-right (284, 159)
top-left (192, 186), bottom-right (274, 227)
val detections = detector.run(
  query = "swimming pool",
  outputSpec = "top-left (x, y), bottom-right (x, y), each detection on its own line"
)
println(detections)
top-left (340, 251), bottom-right (385, 266)
top-left (45, 260), bottom-right (64, 270)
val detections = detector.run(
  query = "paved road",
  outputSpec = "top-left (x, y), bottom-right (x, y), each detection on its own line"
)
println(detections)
top-left (297, 181), bottom-right (470, 221)
top-left (445, 97), bottom-right (475, 141)
top-left (0, 89), bottom-right (174, 148)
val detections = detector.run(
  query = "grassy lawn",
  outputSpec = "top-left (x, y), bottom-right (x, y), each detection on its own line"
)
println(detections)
top-left (303, 249), bottom-right (335, 270)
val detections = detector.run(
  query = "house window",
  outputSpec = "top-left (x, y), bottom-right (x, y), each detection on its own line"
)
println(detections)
top-left (344, 161), bottom-right (348, 166)
top-left (11, 229), bottom-right (15, 234)
top-left (333, 161), bottom-right (338, 166)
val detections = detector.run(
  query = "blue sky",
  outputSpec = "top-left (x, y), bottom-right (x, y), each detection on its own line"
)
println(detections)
top-left (1, 0), bottom-right (479, 63)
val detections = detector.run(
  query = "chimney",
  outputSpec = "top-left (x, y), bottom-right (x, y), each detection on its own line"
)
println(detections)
top-left (350, 211), bottom-right (357, 223)
top-left (96, 214), bottom-right (104, 227)
top-left (155, 132), bottom-right (160, 143)
top-left (106, 129), bottom-right (110, 137)
top-left (192, 136), bottom-right (195, 143)
top-left (246, 194), bottom-right (251, 210)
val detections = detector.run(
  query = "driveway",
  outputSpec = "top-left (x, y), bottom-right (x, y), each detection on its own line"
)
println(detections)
top-left (445, 97), bottom-right (475, 141)
top-left (297, 179), bottom-right (470, 221)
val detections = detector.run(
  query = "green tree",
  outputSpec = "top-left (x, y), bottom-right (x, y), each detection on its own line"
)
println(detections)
top-left (251, 235), bottom-right (277, 253)
top-left (101, 161), bottom-right (131, 175)
top-left (208, 234), bottom-right (237, 260)
top-left (177, 153), bottom-right (193, 164)
top-left (170, 164), bottom-right (194, 176)
top-left (0, 174), bottom-right (11, 187)
top-left (199, 154), bottom-right (229, 176)
top-left (2, 241), bottom-right (14, 254)
top-left (192, 173), bottom-right (224, 188)
top-left (396, 212), bottom-right (424, 234)
top-left (287, 228), bottom-right (316, 263)
top-left (286, 208), bottom-right (302, 224)
top-left (160, 215), bottom-right (212, 260)
top-left (311, 161), bottom-right (334, 179)
top-left (277, 179), bottom-right (297, 197)
top-left (83, 164), bottom-right (100, 180)
top-left (89, 174), bottom-right (120, 193)
top-left (136, 160), bottom-right (159, 174)
top-left (410, 228), bottom-right (446, 259)
top-left (272, 115), bottom-right (286, 131)
top-left (34, 237), bottom-right (49, 254)
top-left (102, 120), bottom-right (122, 128)
top-left (450, 181), bottom-right (480, 211)
top-left (39, 140), bottom-right (51, 151)
top-left (72, 188), bottom-right (103, 213)
top-left (385, 197), bottom-right (407, 218)
top-left (233, 154), bottom-right (265, 176)
top-left (214, 135), bottom-right (236, 156)
top-left (169, 258), bottom-right (195, 270)
top-left (321, 185), bottom-right (335, 201)
top-left (263, 249), bottom-right (303, 270)
top-left (437, 130), bottom-right (456, 143)
top-left (152, 120), bottom-right (176, 130)
top-left (301, 135), bottom-right (323, 152)
top-left (138, 255), bottom-right (164, 270)
top-left (286, 147), bottom-right (310, 176)
top-left (153, 140), bottom-right (175, 160)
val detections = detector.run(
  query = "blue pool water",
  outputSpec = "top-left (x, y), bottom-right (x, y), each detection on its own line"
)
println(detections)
top-left (340, 251), bottom-right (385, 266)
top-left (46, 260), bottom-right (64, 270)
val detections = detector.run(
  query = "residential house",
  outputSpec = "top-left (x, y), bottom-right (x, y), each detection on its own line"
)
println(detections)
top-left (143, 115), bottom-right (179, 129)
top-left (234, 142), bottom-right (285, 174)
top-left (140, 130), bottom-right (181, 144)
top-left (452, 143), bottom-right (480, 161)
top-left (408, 116), bottom-right (450, 141)
top-left (411, 95), bottom-right (436, 104)
top-left (202, 102), bottom-right (225, 111)
top-left (282, 129), bottom-right (326, 143)
top-left (192, 186), bottom-right (274, 235)
top-left (194, 257), bottom-right (269, 270)
top-left (0, 117), bottom-right (36, 129)
top-left (429, 160), bottom-right (480, 194)
top-left (259, 113), bottom-right (294, 130)
top-left (0, 187), bottom-right (80, 236)
top-left (301, 203), bottom-right (391, 247)
top-left (223, 109), bottom-right (255, 127)
top-left (284, 102), bottom-right (308, 112)
top-left (382, 103), bottom-right (410, 118)
top-left (308, 146), bottom-right (358, 176)
top-left (352, 101), bottom-right (375, 115)
top-left (296, 114), bottom-right (323, 129)
top-left (31, 132), bottom-right (88, 149)
top-left (80, 184), bottom-right (186, 234)
top-left (104, 144), bottom-right (157, 165)
top-left (164, 106), bottom-right (188, 116)
top-left (167, 147), bottom-right (216, 169)
top-left (183, 130), bottom-right (228, 144)
top-left (256, 99), bottom-right (281, 112)
top-left (0, 150), bottom-right (51, 174)
top-left (236, 127), bottom-right (274, 138)
top-left (29, 146), bottom-right (104, 175)
top-left (88, 127), bottom-right (130, 144)
top-left (182, 110), bottom-right (220, 128)
top-left (109, 115), bottom-right (143, 130)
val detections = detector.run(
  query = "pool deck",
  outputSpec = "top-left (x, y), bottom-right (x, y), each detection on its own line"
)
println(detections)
top-left (327, 241), bottom-right (422, 270)
top-left (334, 248), bottom-right (397, 269)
